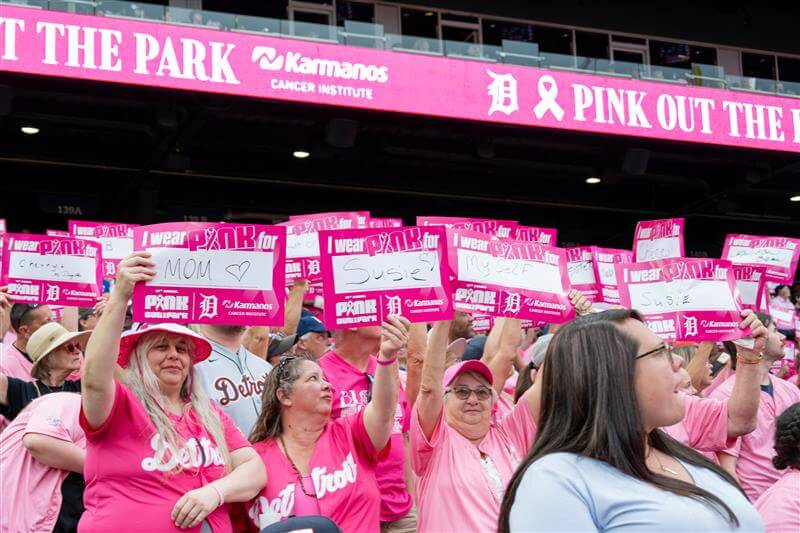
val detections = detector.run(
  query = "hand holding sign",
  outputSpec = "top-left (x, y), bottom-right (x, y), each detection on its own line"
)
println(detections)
top-left (568, 289), bottom-right (593, 316)
top-left (736, 309), bottom-right (768, 358)
top-left (379, 315), bottom-right (411, 359)
top-left (114, 252), bottom-right (156, 302)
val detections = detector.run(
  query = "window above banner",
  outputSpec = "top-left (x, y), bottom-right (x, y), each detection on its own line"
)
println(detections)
top-left (1, 0), bottom-right (800, 153)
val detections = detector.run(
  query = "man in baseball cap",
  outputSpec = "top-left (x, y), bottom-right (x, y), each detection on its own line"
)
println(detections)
top-left (293, 316), bottom-right (330, 359)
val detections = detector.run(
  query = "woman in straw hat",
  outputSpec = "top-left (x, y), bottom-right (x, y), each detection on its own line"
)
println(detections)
top-left (79, 251), bottom-right (266, 532)
top-left (0, 321), bottom-right (89, 421)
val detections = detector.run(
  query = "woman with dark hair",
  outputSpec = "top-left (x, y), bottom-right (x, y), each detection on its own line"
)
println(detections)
top-left (755, 402), bottom-right (800, 531)
top-left (246, 316), bottom-right (409, 532)
top-left (712, 313), bottom-right (800, 502)
top-left (499, 309), bottom-right (767, 532)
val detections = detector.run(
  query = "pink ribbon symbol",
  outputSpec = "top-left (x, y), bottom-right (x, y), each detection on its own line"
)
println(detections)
top-left (533, 75), bottom-right (565, 121)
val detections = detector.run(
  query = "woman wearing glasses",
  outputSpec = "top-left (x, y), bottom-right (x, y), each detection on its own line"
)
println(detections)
top-left (499, 309), bottom-right (767, 532)
top-left (0, 321), bottom-right (88, 421)
top-left (410, 317), bottom-right (539, 533)
top-left (246, 315), bottom-right (410, 532)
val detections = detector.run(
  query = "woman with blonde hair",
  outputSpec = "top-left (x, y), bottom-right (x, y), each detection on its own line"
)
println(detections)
top-left (80, 251), bottom-right (266, 532)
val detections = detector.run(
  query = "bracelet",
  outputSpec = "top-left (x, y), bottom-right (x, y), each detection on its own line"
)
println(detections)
top-left (738, 352), bottom-right (764, 365)
top-left (376, 355), bottom-right (398, 366)
top-left (208, 483), bottom-right (225, 507)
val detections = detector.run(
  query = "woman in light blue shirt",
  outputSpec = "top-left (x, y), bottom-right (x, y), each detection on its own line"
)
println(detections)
top-left (499, 309), bottom-right (767, 532)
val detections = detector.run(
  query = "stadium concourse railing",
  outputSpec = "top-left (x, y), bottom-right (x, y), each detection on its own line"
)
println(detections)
top-left (3, 0), bottom-right (800, 99)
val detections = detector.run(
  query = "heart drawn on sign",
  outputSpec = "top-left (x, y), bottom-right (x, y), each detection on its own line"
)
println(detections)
top-left (225, 261), bottom-right (251, 282)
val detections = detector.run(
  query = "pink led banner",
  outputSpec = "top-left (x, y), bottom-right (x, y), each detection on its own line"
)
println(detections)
top-left (2, 6), bottom-right (800, 152)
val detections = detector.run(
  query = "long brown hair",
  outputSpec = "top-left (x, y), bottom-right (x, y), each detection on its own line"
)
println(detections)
top-left (249, 354), bottom-right (315, 443)
top-left (498, 310), bottom-right (743, 532)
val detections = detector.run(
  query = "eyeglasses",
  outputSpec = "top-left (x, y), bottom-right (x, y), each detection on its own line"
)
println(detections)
top-left (636, 342), bottom-right (674, 361)
top-left (446, 385), bottom-right (493, 401)
top-left (64, 342), bottom-right (82, 353)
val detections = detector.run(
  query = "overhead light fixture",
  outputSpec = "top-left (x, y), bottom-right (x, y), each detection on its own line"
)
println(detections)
top-left (586, 177), bottom-right (601, 184)
top-left (790, 195), bottom-right (800, 202)
top-left (20, 126), bottom-right (39, 135)
top-left (424, 11), bottom-right (434, 16)
top-left (292, 150), bottom-right (311, 159)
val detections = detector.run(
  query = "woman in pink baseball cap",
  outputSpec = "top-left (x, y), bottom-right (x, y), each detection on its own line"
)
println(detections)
top-left (410, 318), bottom-right (539, 533)
top-left (79, 252), bottom-right (266, 532)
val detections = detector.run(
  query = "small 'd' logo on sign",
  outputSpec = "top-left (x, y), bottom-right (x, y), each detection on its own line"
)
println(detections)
top-left (252, 47), bottom-right (284, 71)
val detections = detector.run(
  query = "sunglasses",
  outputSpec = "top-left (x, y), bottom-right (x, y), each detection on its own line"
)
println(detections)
top-left (446, 385), bottom-right (493, 402)
top-left (64, 342), bottom-right (82, 353)
top-left (276, 355), bottom-right (297, 379)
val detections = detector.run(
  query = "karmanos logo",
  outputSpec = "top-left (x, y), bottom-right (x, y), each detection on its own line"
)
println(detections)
top-left (251, 46), bottom-right (389, 83)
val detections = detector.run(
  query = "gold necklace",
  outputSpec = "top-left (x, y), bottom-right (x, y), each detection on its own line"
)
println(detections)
top-left (652, 451), bottom-right (680, 476)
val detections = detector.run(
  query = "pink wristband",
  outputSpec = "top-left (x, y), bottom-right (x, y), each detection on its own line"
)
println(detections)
top-left (376, 355), bottom-right (398, 366)
top-left (209, 484), bottom-right (225, 506)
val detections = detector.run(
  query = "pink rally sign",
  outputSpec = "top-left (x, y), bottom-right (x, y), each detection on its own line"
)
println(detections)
top-left (633, 218), bottom-right (685, 262)
top-left (732, 264), bottom-right (768, 312)
top-left (69, 220), bottom-right (139, 278)
top-left (513, 225), bottom-right (558, 246)
top-left (2, 6), bottom-right (800, 154)
top-left (448, 228), bottom-right (574, 323)
top-left (769, 296), bottom-right (797, 331)
top-left (290, 211), bottom-right (371, 228)
top-left (0, 219), bottom-right (5, 233)
top-left (721, 234), bottom-right (800, 284)
top-left (592, 247), bottom-right (634, 305)
top-left (319, 226), bottom-right (452, 328)
top-left (369, 218), bottom-right (404, 228)
top-left (566, 246), bottom-right (599, 302)
top-left (132, 222), bottom-right (286, 325)
top-left (616, 258), bottom-right (744, 342)
top-left (46, 229), bottom-right (70, 237)
top-left (280, 212), bottom-right (362, 284)
top-left (418, 216), bottom-right (517, 239)
top-left (0, 233), bottom-right (102, 307)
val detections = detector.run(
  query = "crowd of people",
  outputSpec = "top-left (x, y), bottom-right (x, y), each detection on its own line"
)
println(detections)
top-left (0, 249), bottom-right (799, 533)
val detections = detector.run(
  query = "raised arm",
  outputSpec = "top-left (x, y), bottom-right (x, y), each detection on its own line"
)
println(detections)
top-left (725, 310), bottom-right (768, 437)
top-left (81, 252), bottom-right (155, 429)
top-left (416, 320), bottom-right (450, 441)
top-left (279, 279), bottom-right (308, 336)
top-left (483, 318), bottom-right (522, 396)
top-left (0, 286), bottom-right (11, 340)
top-left (686, 342), bottom-right (714, 392)
top-left (363, 315), bottom-right (410, 451)
top-left (404, 322), bottom-right (427, 409)
top-left (242, 327), bottom-right (270, 359)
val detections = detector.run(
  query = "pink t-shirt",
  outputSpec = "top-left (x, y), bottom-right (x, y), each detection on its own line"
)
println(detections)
top-left (0, 392), bottom-right (86, 533)
top-left (248, 411), bottom-right (386, 532)
top-left (0, 343), bottom-right (34, 432)
top-left (710, 374), bottom-right (800, 501)
top-left (755, 469), bottom-right (800, 532)
top-left (662, 394), bottom-right (731, 463)
top-left (318, 351), bottom-right (412, 522)
top-left (78, 380), bottom-right (251, 533)
top-left (0, 342), bottom-right (33, 380)
top-left (663, 394), bottom-right (733, 452)
top-left (410, 398), bottom-right (537, 533)
top-left (789, 375), bottom-right (799, 386)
